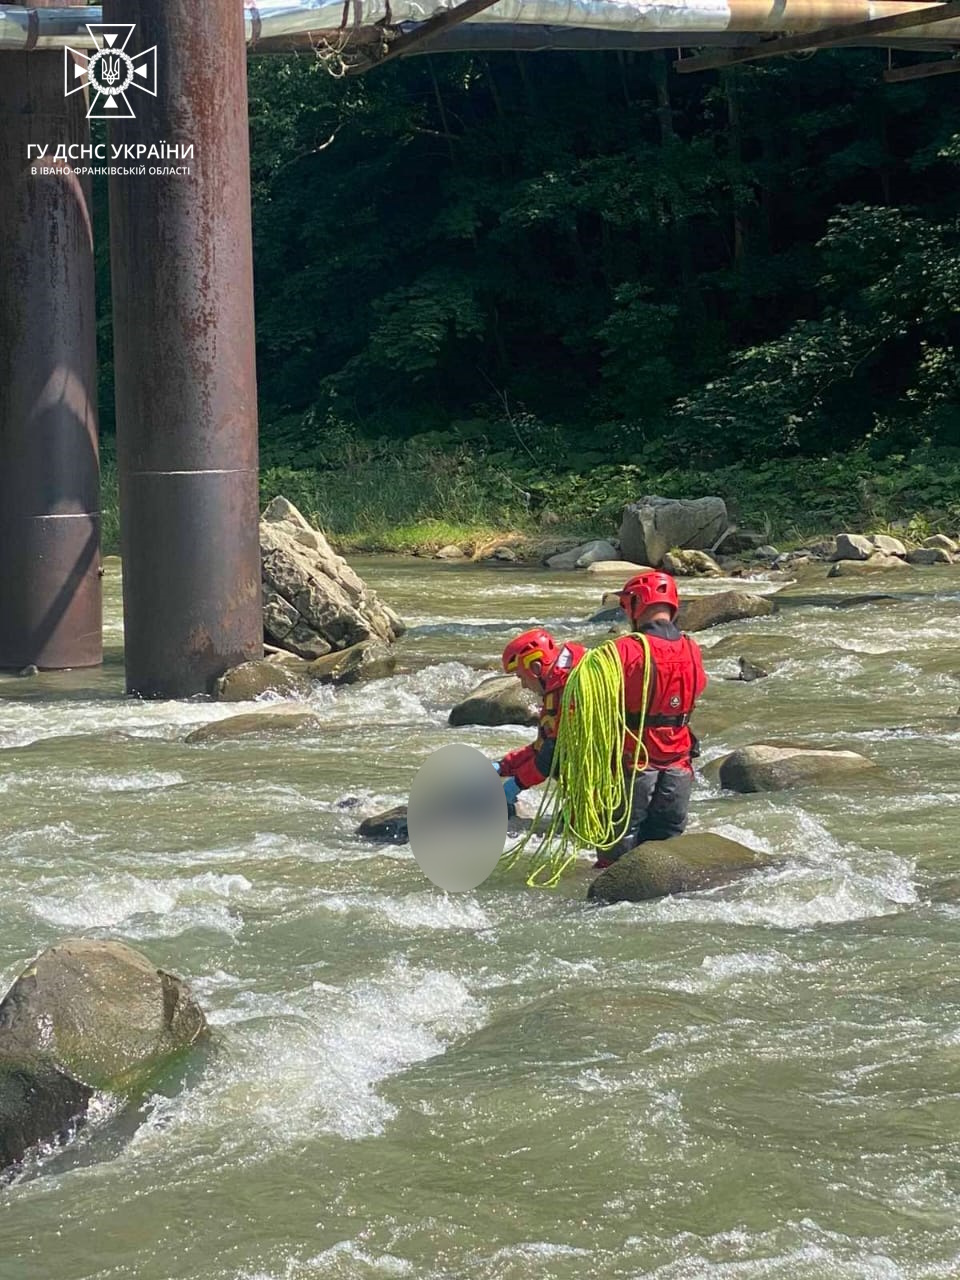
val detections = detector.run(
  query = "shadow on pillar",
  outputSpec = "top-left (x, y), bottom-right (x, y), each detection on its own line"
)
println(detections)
top-left (0, 51), bottom-right (102, 671)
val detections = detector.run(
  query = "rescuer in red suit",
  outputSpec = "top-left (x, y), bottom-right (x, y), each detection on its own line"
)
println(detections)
top-left (493, 629), bottom-right (585, 811)
top-left (595, 571), bottom-right (708, 866)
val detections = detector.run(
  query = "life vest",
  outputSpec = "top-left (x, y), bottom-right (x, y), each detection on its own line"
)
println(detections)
top-left (616, 627), bottom-right (707, 770)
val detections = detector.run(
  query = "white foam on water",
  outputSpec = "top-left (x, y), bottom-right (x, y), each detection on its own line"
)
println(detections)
top-left (318, 890), bottom-right (493, 932)
top-left (615, 810), bottom-right (919, 930)
top-left (31, 871), bottom-right (253, 936)
top-left (129, 960), bottom-right (486, 1159)
top-left (234, 1242), bottom-right (415, 1279)
top-left (68, 769), bottom-right (186, 793)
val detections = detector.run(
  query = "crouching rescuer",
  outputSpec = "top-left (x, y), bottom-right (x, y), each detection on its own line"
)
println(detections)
top-left (494, 629), bottom-right (586, 815)
top-left (502, 573), bottom-right (707, 887)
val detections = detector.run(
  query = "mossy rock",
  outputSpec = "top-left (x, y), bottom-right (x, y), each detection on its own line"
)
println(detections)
top-left (0, 939), bottom-right (207, 1171)
top-left (588, 833), bottom-right (771, 903)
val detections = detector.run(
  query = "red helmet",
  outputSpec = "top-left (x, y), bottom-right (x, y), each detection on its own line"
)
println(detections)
top-left (618, 571), bottom-right (679, 620)
top-left (502, 628), bottom-right (560, 675)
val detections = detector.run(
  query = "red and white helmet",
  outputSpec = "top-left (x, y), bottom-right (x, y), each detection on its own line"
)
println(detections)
top-left (618, 571), bottom-right (679, 621)
top-left (502, 628), bottom-right (560, 675)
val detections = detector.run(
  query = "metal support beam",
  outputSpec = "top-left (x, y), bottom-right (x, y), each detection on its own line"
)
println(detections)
top-left (344, 0), bottom-right (502, 73)
top-left (675, 0), bottom-right (960, 71)
top-left (0, 44), bottom-right (102, 671)
top-left (884, 50), bottom-right (960, 72)
top-left (105, 0), bottom-right (262, 699)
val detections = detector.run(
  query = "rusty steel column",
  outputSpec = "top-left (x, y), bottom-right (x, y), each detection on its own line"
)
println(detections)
top-left (103, 0), bottom-right (262, 698)
top-left (0, 48), bottom-right (102, 671)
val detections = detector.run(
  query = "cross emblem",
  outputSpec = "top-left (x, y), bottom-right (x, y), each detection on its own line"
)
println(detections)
top-left (65, 24), bottom-right (157, 121)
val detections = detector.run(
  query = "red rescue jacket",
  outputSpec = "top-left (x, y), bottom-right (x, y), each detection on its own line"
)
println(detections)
top-left (615, 620), bottom-right (707, 771)
top-left (498, 642), bottom-right (586, 790)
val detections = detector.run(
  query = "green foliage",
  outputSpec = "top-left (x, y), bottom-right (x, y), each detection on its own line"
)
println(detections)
top-left (89, 46), bottom-right (960, 542)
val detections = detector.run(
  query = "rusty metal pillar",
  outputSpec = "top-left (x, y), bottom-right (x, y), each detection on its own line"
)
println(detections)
top-left (104, 0), bottom-right (262, 698)
top-left (0, 46), bottom-right (102, 671)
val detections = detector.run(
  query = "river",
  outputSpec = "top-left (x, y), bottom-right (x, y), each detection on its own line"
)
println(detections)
top-left (1, 557), bottom-right (959, 1280)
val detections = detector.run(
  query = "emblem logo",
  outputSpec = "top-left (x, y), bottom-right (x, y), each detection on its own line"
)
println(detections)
top-left (669, 695), bottom-right (682, 708)
top-left (65, 25), bottom-right (157, 121)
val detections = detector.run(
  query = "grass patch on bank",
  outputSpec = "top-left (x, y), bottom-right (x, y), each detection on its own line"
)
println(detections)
top-left (97, 440), bottom-right (960, 558)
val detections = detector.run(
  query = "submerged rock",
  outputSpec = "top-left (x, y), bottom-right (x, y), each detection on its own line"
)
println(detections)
top-left (358, 805), bottom-right (410, 844)
top-left (619, 496), bottom-right (727, 568)
top-left (448, 676), bottom-right (540, 728)
top-left (715, 743), bottom-right (876, 792)
top-left (736, 657), bottom-right (769, 682)
top-left (587, 604), bottom-right (627, 623)
top-left (186, 707), bottom-right (323, 743)
top-left (676, 590), bottom-right (776, 632)
top-left (827, 555), bottom-right (908, 577)
top-left (0, 939), bottom-right (207, 1171)
top-left (213, 658), bottom-right (307, 702)
top-left (357, 802), bottom-right (537, 845)
top-left (772, 591), bottom-right (900, 610)
top-left (587, 833), bottom-right (770, 903)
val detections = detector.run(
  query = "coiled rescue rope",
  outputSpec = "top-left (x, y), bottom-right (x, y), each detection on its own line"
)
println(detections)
top-left (500, 633), bottom-right (652, 888)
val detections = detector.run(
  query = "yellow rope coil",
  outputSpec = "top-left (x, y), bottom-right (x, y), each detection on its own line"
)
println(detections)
top-left (500, 634), bottom-right (652, 888)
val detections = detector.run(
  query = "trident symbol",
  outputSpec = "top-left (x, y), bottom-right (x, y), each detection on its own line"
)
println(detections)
top-left (100, 54), bottom-right (122, 86)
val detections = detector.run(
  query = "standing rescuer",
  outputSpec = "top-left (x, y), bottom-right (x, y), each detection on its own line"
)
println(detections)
top-left (494, 629), bottom-right (585, 812)
top-left (596, 571), bottom-right (708, 866)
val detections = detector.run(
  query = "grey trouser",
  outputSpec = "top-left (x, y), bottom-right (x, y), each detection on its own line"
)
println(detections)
top-left (602, 766), bottom-right (693, 863)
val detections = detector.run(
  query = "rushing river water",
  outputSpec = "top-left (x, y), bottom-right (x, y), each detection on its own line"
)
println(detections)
top-left (1, 557), bottom-right (959, 1280)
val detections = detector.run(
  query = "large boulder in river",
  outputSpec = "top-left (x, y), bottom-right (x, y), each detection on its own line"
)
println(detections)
top-left (676, 590), bottom-right (776, 632)
top-left (832, 533), bottom-right (875, 561)
top-left (448, 676), bottom-right (540, 728)
top-left (619, 497), bottom-right (727, 568)
top-left (0, 939), bottom-right (207, 1170)
top-left (715, 743), bottom-right (876, 792)
top-left (260, 497), bottom-right (405, 659)
top-left (588, 834), bottom-right (770, 903)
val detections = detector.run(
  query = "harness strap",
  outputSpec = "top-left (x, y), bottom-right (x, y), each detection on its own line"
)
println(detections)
top-left (627, 710), bottom-right (692, 731)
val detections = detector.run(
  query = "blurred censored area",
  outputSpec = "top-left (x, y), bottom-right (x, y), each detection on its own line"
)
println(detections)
top-left (407, 745), bottom-right (507, 892)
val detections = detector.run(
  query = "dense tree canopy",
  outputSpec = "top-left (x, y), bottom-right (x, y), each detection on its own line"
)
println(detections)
top-left (94, 47), bottom-right (960, 543)
top-left (239, 49), bottom-right (960, 462)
